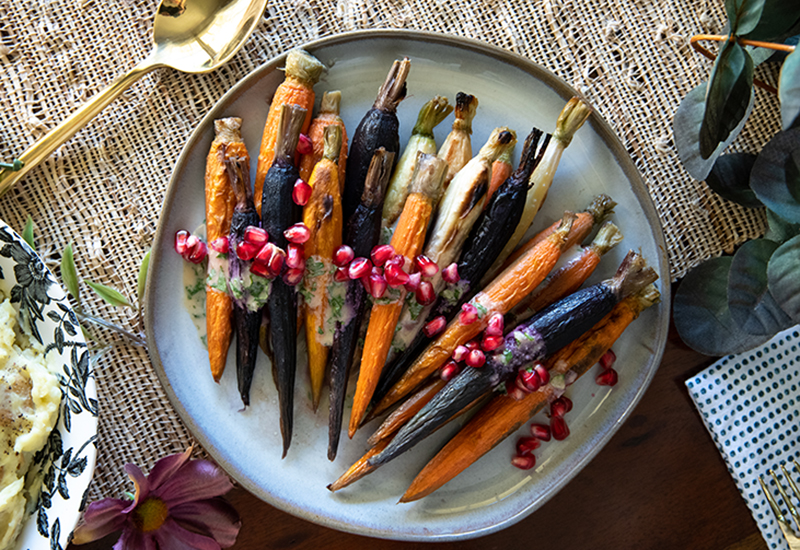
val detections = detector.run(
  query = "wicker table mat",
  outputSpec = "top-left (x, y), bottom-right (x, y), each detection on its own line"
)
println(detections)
top-left (0, 0), bottom-right (778, 501)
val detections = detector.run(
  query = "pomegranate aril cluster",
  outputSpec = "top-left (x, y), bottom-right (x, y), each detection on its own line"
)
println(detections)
top-left (511, 395), bottom-right (572, 471)
top-left (174, 230), bottom-right (207, 264)
top-left (438, 311), bottom-right (505, 382)
top-left (595, 348), bottom-right (618, 386)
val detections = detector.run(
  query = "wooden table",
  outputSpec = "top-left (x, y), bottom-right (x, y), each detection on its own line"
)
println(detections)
top-left (70, 285), bottom-right (768, 550)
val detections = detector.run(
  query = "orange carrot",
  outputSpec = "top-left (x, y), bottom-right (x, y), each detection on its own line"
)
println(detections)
top-left (302, 125), bottom-right (343, 410)
top-left (299, 91), bottom-right (348, 190)
top-left (401, 284), bottom-right (660, 502)
top-left (366, 378), bottom-right (447, 445)
top-left (254, 49), bottom-right (325, 208)
top-left (204, 118), bottom-right (241, 381)
top-left (485, 137), bottom-right (515, 204)
top-left (348, 154), bottom-right (448, 437)
top-left (327, 439), bottom-right (390, 492)
top-left (370, 212), bottom-right (575, 418)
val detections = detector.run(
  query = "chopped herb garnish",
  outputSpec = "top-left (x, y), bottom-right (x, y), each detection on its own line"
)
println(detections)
top-left (186, 278), bottom-right (205, 299)
top-left (306, 256), bottom-right (326, 277)
top-left (329, 292), bottom-right (345, 319)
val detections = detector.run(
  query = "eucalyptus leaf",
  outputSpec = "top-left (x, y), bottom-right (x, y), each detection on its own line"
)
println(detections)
top-left (673, 257), bottom-right (769, 355)
top-left (764, 208), bottom-right (800, 243)
top-left (85, 281), bottom-right (133, 308)
top-left (726, 0), bottom-right (766, 36)
top-left (779, 47), bottom-right (800, 130)
top-left (22, 216), bottom-right (35, 250)
top-left (700, 40), bottom-right (754, 159)
top-left (728, 238), bottom-right (793, 335)
top-left (674, 83), bottom-right (755, 181)
top-left (705, 152), bottom-right (762, 207)
top-left (767, 234), bottom-right (800, 321)
top-left (750, 126), bottom-right (800, 222)
top-left (137, 249), bottom-right (150, 310)
top-left (741, 0), bottom-right (800, 41)
top-left (60, 244), bottom-right (80, 302)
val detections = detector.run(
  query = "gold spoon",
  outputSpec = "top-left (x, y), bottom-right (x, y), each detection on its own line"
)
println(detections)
top-left (0, 0), bottom-right (267, 195)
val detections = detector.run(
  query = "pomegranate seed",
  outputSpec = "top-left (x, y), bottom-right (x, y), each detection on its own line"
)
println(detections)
top-left (297, 133), bottom-right (313, 155)
top-left (283, 267), bottom-right (305, 286)
top-left (186, 239), bottom-right (207, 263)
top-left (423, 316), bottom-right (447, 337)
top-left (485, 312), bottom-right (504, 336)
top-left (236, 240), bottom-right (260, 261)
top-left (551, 415), bottom-right (570, 440)
top-left (285, 243), bottom-right (305, 270)
top-left (561, 396), bottom-right (574, 412)
top-left (517, 368), bottom-right (541, 392)
top-left (371, 244), bottom-right (395, 267)
top-left (404, 272), bottom-right (421, 292)
top-left (452, 345), bottom-right (470, 362)
top-left (596, 368), bottom-right (619, 386)
top-left (388, 253), bottom-right (410, 270)
top-left (508, 385), bottom-right (527, 401)
top-left (481, 334), bottom-right (503, 351)
top-left (465, 349), bottom-right (486, 368)
top-left (511, 454), bottom-right (536, 470)
top-left (530, 423), bottom-right (551, 441)
top-left (516, 436), bottom-right (541, 455)
top-left (254, 242), bottom-right (274, 264)
top-left (550, 396), bottom-right (573, 418)
top-left (442, 262), bottom-right (460, 284)
top-left (267, 247), bottom-right (286, 277)
top-left (284, 223), bottom-right (311, 244)
top-left (369, 273), bottom-right (388, 298)
top-left (440, 360), bottom-right (460, 381)
top-left (209, 236), bottom-right (230, 253)
top-left (361, 275), bottom-right (372, 294)
top-left (243, 226), bottom-right (269, 247)
top-left (415, 281), bottom-right (436, 305)
top-left (334, 267), bottom-right (350, 282)
top-left (348, 257), bottom-right (372, 279)
top-left (414, 255), bottom-right (439, 277)
top-left (465, 340), bottom-right (481, 351)
top-left (384, 262), bottom-right (410, 286)
top-left (533, 363), bottom-right (550, 385)
top-left (333, 245), bottom-right (355, 267)
top-left (599, 349), bottom-right (617, 370)
top-left (292, 178), bottom-right (312, 206)
top-left (174, 230), bottom-right (189, 255)
top-left (250, 261), bottom-right (272, 278)
top-left (459, 303), bottom-right (478, 325)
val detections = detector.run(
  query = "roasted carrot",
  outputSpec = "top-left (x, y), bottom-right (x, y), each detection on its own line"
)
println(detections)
top-left (327, 439), bottom-right (390, 492)
top-left (348, 154), bottom-right (448, 438)
top-left (485, 135), bottom-right (516, 204)
top-left (302, 125), bottom-right (343, 410)
top-left (367, 378), bottom-right (446, 446)
top-left (371, 212), bottom-right (576, 419)
top-left (255, 49), bottom-right (325, 208)
top-left (261, 104), bottom-right (307, 457)
top-left (402, 283), bottom-right (661, 502)
top-left (506, 221), bottom-right (623, 330)
top-left (299, 91), bottom-right (348, 189)
top-left (204, 118), bottom-right (239, 381)
top-left (438, 92), bottom-right (479, 188)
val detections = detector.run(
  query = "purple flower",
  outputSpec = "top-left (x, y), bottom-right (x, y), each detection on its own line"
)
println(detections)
top-left (72, 448), bottom-right (241, 549)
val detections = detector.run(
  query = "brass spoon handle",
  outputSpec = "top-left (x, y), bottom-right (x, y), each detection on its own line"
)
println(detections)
top-left (0, 55), bottom-right (159, 196)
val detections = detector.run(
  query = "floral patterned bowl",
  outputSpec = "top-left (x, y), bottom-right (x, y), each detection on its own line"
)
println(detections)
top-left (0, 220), bottom-right (97, 550)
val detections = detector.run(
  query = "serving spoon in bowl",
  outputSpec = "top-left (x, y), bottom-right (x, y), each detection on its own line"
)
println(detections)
top-left (0, 0), bottom-right (268, 196)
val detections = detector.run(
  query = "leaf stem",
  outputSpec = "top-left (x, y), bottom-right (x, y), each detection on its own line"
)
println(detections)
top-left (689, 34), bottom-right (794, 95)
top-left (75, 309), bottom-right (147, 347)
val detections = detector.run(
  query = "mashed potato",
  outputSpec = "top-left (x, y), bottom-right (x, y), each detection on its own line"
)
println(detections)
top-left (0, 297), bottom-right (61, 550)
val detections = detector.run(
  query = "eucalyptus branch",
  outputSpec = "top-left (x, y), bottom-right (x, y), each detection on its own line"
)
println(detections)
top-left (75, 309), bottom-right (147, 347)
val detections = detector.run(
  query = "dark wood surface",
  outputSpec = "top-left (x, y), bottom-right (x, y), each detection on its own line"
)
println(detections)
top-left (69, 291), bottom-right (769, 550)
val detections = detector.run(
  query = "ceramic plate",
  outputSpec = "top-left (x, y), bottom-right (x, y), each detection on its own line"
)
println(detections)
top-left (146, 30), bottom-right (670, 541)
top-left (0, 220), bottom-right (97, 550)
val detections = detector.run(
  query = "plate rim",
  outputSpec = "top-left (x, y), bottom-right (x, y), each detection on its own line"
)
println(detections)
top-left (145, 29), bottom-right (671, 541)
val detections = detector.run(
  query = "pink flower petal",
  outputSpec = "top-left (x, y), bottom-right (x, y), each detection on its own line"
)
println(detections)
top-left (71, 498), bottom-right (130, 544)
top-left (155, 460), bottom-right (233, 508)
top-left (113, 527), bottom-right (157, 550)
top-left (123, 463), bottom-right (150, 513)
top-left (170, 497), bottom-right (241, 547)
top-left (153, 518), bottom-right (223, 550)
top-left (147, 448), bottom-right (193, 491)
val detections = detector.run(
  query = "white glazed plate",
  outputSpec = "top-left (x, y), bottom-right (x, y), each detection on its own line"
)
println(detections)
top-left (146, 30), bottom-right (670, 541)
top-left (0, 220), bottom-right (97, 550)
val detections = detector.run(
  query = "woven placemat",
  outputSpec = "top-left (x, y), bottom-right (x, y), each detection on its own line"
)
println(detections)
top-left (0, 0), bottom-right (780, 501)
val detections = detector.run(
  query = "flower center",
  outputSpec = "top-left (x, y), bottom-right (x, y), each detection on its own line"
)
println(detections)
top-left (133, 497), bottom-right (169, 533)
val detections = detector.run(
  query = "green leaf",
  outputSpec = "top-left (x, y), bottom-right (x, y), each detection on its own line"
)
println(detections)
top-left (700, 40), bottom-right (755, 159)
top-left (674, 82), bottom-right (755, 180)
top-left (764, 208), bottom-right (800, 242)
top-left (728, 238), bottom-right (793, 334)
top-left (741, 0), bottom-right (800, 41)
top-left (60, 243), bottom-right (80, 302)
top-left (767, 234), bottom-right (800, 321)
top-left (725, 0), bottom-right (765, 36)
top-left (673, 257), bottom-right (770, 355)
top-left (750, 126), bottom-right (800, 222)
top-left (705, 153), bottom-right (762, 207)
top-left (85, 281), bottom-right (133, 308)
top-left (137, 250), bottom-right (151, 309)
top-left (22, 216), bottom-right (35, 250)
top-left (779, 47), bottom-right (800, 130)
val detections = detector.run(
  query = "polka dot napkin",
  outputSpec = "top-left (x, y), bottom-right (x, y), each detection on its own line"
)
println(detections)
top-left (686, 326), bottom-right (800, 550)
